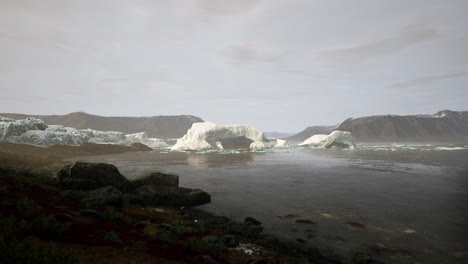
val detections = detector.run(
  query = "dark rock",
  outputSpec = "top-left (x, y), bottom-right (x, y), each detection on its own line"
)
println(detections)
top-left (79, 209), bottom-right (99, 218)
top-left (135, 185), bottom-right (210, 207)
top-left (123, 193), bottom-right (144, 205)
top-left (295, 219), bottom-right (317, 225)
top-left (202, 236), bottom-right (228, 255)
top-left (55, 213), bottom-right (73, 222)
top-left (80, 186), bottom-right (123, 209)
top-left (245, 217), bottom-right (262, 226)
top-left (59, 162), bottom-right (130, 192)
top-left (59, 190), bottom-right (87, 200)
top-left (258, 234), bottom-right (280, 247)
top-left (353, 252), bottom-right (373, 264)
top-left (130, 171), bottom-right (179, 189)
top-left (247, 258), bottom-right (267, 264)
top-left (199, 255), bottom-right (219, 264)
top-left (277, 214), bottom-right (300, 219)
top-left (104, 231), bottom-right (124, 246)
top-left (134, 221), bottom-right (149, 228)
top-left (296, 238), bottom-right (307, 244)
top-left (220, 234), bottom-right (237, 247)
top-left (227, 222), bottom-right (263, 239)
top-left (153, 229), bottom-right (178, 244)
top-left (61, 178), bottom-right (98, 190)
top-left (343, 221), bottom-right (366, 229)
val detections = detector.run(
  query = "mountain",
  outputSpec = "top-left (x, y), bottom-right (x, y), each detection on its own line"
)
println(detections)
top-left (284, 126), bottom-right (336, 142)
top-left (0, 112), bottom-right (203, 139)
top-left (263, 132), bottom-right (295, 139)
top-left (336, 110), bottom-right (468, 142)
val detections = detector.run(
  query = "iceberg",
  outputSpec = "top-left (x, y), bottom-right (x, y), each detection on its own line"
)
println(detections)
top-left (298, 134), bottom-right (329, 146)
top-left (299, 131), bottom-right (356, 149)
top-left (171, 122), bottom-right (272, 151)
top-left (9, 130), bottom-right (84, 146)
top-left (79, 129), bottom-right (127, 145)
top-left (0, 117), bottom-right (48, 141)
top-left (273, 139), bottom-right (289, 148)
top-left (125, 132), bottom-right (170, 148)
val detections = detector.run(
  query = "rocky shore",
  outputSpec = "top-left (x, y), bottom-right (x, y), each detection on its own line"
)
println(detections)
top-left (0, 159), bottom-right (346, 264)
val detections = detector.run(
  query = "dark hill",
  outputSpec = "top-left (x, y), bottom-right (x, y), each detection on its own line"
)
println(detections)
top-left (336, 110), bottom-right (468, 142)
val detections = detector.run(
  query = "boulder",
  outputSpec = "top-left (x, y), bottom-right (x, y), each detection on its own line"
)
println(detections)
top-left (59, 190), bottom-right (88, 200)
top-left (80, 186), bottom-right (123, 209)
top-left (226, 221), bottom-right (263, 238)
top-left (244, 217), bottom-right (262, 226)
top-left (130, 171), bottom-right (179, 189)
top-left (61, 178), bottom-right (98, 190)
top-left (135, 185), bottom-right (210, 207)
top-left (59, 162), bottom-right (130, 192)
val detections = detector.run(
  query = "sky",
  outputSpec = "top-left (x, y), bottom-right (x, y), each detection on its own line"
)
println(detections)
top-left (1, 0), bottom-right (467, 132)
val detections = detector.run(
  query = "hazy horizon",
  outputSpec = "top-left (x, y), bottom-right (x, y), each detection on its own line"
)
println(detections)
top-left (1, 0), bottom-right (468, 132)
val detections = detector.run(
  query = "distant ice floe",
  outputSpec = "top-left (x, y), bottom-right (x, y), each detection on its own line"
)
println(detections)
top-left (360, 144), bottom-right (468, 152)
top-left (434, 147), bottom-right (467, 151)
top-left (125, 132), bottom-right (173, 149)
top-left (299, 131), bottom-right (356, 149)
top-left (170, 122), bottom-right (273, 151)
top-left (0, 116), bottom-right (173, 148)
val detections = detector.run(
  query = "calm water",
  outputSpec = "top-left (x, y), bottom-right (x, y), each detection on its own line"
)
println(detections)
top-left (68, 147), bottom-right (468, 264)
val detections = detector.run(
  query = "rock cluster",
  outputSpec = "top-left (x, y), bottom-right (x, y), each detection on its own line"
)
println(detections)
top-left (58, 162), bottom-right (210, 209)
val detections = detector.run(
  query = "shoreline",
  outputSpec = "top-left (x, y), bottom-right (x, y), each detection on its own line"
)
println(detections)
top-left (0, 154), bottom-right (345, 264)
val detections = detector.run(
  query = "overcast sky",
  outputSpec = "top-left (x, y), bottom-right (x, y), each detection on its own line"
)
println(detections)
top-left (1, 0), bottom-right (467, 132)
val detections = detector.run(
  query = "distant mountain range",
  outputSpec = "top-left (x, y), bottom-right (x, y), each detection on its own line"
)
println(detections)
top-left (337, 110), bottom-right (468, 142)
top-left (0, 112), bottom-right (203, 139)
top-left (286, 110), bottom-right (468, 142)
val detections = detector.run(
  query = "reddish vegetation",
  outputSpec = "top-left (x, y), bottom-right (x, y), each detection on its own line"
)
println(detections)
top-left (0, 168), bottom-right (290, 264)
top-left (0, 142), bottom-right (151, 167)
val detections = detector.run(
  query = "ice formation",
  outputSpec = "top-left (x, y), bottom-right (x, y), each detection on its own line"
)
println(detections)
top-left (125, 132), bottom-right (170, 148)
top-left (299, 131), bottom-right (356, 149)
top-left (79, 129), bottom-right (127, 145)
top-left (10, 130), bottom-right (85, 146)
top-left (265, 137), bottom-right (289, 148)
top-left (171, 122), bottom-right (272, 151)
top-left (0, 116), bottom-right (139, 147)
top-left (0, 117), bottom-right (47, 141)
top-left (298, 134), bottom-right (329, 146)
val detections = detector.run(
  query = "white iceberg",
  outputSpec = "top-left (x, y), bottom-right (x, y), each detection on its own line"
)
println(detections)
top-left (171, 122), bottom-right (272, 151)
top-left (0, 117), bottom-right (48, 141)
top-left (273, 139), bottom-right (289, 148)
top-left (299, 131), bottom-right (356, 149)
top-left (79, 129), bottom-right (127, 145)
top-left (125, 132), bottom-right (170, 148)
top-left (9, 130), bottom-right (84, 146)
top-left (299, 134), bottom-right (329, 146)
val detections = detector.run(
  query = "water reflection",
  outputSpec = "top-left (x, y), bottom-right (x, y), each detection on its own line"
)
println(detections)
top-left (67, 149), bottom-right (468, 264)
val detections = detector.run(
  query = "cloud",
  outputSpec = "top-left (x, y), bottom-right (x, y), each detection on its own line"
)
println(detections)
top-left (195, 0), bottom-right (262, 16)
top-left (317, 27), bottom-right (441, 62)
top-left (388, 71), bottom-right (468, 88)
top-left (218, 43), bottom-right (286, 67)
